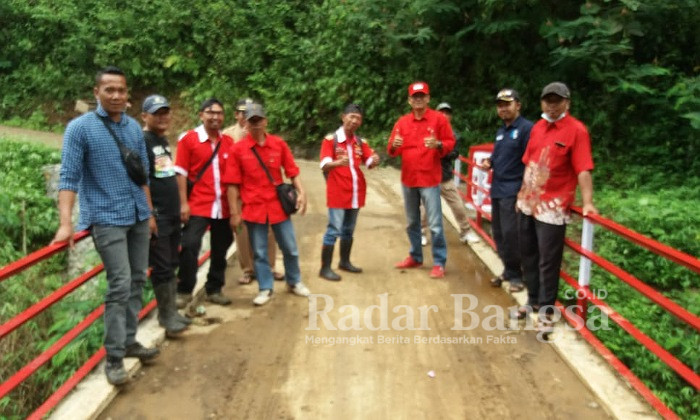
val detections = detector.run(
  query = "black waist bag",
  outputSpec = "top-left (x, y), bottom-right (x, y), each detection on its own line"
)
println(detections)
top-left (97, 113), bottom-right (147, 186)
top-left (276, 183), bottom-right (299, 215)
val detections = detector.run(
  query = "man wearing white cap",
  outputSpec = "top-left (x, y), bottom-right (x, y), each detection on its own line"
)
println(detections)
top-left (387, 81), bottom-right (456, 279)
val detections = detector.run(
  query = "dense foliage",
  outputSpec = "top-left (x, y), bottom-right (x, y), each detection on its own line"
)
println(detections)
top-left (0, 0), bottom-right (698, 417)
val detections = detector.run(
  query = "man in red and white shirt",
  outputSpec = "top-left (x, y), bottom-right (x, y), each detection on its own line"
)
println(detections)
top-left (224, 103), bottom-right (311, 306)
top-left (515, 82), bottom-right (597, 335)
top-left (387, 81), bottom-right (456, 279)
top-left (318, 104), bottom-right (379, 281)
top-left (174, 98), bottom-right (234, 306)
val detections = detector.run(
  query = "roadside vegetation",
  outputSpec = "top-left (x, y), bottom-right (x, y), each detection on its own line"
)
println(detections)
top-left (0, 0), bottom-right (697, 417)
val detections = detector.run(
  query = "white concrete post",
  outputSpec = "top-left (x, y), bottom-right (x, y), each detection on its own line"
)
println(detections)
top-left (454, 159), bottom-right (461, 186)
top-left (578, 218), bottom-right (594, 287)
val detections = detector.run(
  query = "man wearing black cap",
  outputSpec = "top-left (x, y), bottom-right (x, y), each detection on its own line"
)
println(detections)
top-left (223, 98), bottom-right (283, 285)
top-left (174, 98), bottom-right (235, 307)
top-left (224, 103), bottom-right (311, 306)
top-left (223, 98), bottom-right (254, 142)
top-left (481, 89), bottom-right (532, 293)
top-left (318, 103), bottom-right (380, 281)
top-left (141, 95), bottom-right (190, 336)
top-left (515, 82), bottom-right (597, 335)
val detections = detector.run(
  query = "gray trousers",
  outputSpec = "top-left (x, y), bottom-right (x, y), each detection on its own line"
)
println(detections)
top-left (92, 219), bottom-right (150, 358)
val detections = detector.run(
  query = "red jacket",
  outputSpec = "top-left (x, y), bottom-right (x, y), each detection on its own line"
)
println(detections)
top-left (387, 108), bottom-right (455, 187)
top-left (174, 125), bottom-right (233, 219)
top-left (320, 128), bottom-right (376, 209)
top-left (223, 133), bottom-right (300, 224)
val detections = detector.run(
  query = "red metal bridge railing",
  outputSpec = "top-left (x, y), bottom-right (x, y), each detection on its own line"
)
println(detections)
top-left (0, 231), bottom-right (210, 418)
top-left (454, 144), bottom-right (699, 420)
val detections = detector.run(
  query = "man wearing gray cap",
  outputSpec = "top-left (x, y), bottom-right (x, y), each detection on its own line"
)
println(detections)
top-left (223, 98), bottom-right (283, 285)
top-left (224, 103), bottom-right (311, 306)
top-left (514, 82), bottom-right (597, 336)
top-left (141, 94), bottom-right (190, 337)
top-left (481, 89), bottom-right (532, 293)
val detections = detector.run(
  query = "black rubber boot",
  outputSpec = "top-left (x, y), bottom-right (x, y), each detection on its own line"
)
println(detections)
top-left (319, 244), bottom-right (342, 281)
top-left (338, 239), bottom-right (362, 273)
top-left (169, 281), bottom-right (192, 325)
top-left (153, 282), bottom-right (187, 337)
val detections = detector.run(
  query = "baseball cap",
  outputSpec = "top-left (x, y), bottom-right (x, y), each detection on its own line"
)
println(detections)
top-left (540, 82), bottom-right (570, 99)
top-left (142, 95), bottom-right (170, 113)
top-left (436, 102), bottom-right (452, 111)
top-left (408, 82), bottom-right (429, 96)
top-left (245, 103), bottom-right (266, 120)
top-left (236, 98), bottom-right (254, 112)
top-left (496, 89), bottom-right (520, 102)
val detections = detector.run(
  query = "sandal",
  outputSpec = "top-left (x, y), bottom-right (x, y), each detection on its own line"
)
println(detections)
top-left (536, 314), bottom-right (554, 339)
top-left (509, 282), bottom-right (525, 293)
top-left (511, 304), bottom-right (540, 320)
top-left (273, 271), bottom-right (285, 281)
top-left (238, 273), bottom-right (254, 285)
top-left (489, 275), bottom-right (504, 288)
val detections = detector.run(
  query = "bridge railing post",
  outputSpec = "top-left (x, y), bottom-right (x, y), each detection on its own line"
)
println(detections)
top-left (577, 218), bottom-right (594, 321)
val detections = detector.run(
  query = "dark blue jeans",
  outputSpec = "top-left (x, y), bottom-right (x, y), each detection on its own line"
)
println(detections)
top-left (491, 197), bottom-right (522, 284)
top-left (246, 219), bottom-right (301, 292)
top-left (322, 208), bottom-right (360, 245)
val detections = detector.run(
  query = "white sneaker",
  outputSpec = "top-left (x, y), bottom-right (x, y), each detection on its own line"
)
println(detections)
top-left (460, 231), bottom-right (481, 244)
top-left (253, 289), bottom-right (272, 306)
top-left (287, 282), bottom-right (311, 297)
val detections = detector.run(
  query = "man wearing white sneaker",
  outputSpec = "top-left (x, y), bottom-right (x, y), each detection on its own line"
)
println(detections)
top-left (224, 103), bottom-right (311, 305)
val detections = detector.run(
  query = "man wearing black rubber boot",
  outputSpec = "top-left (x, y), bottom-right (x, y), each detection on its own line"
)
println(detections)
top-left (141, 94), bottom-right (191, 337)
top-left (319, 104), bottom-right (379, 281)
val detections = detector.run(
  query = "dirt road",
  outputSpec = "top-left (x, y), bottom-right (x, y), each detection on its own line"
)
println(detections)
top-left (0, 125), bottom-right (63, 148)
top-left (99, 160), bottom-right (608, 419)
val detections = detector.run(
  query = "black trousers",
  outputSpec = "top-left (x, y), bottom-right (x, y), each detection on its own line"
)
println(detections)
top-left (518, 213), bottom-right (566, 308)
top-left (177, 216), bottom-right (233, 295)
top-left (149, 216), bottom-right (181, 287)
top-left (491, 197), bottom-right (522, 283)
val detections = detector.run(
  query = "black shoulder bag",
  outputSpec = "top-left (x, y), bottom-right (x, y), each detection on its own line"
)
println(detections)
top-left (250, 147), bottom-right (298, 215)
top-left (187, 141), bottom-right (221, 198)
top-left (97, 113), bottom-right (148, 186)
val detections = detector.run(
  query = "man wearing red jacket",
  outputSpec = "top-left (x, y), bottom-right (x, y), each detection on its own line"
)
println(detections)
top-left (515, 82), bottom-right (597, 336)
top-left (224, 103), bottom-right (311, 306)
top-left (387, 82), bottom-right (456, 278)
top-left (319, 104), bottom-right (380, 281)
top-left (174, 98), bottom-right (235, 306)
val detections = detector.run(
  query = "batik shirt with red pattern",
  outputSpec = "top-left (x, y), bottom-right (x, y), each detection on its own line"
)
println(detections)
top-left (516, 114), bottom-right (594, 225)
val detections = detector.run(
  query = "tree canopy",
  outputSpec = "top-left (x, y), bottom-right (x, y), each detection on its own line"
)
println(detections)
top-left (1, 0), bottom-right (698, 177)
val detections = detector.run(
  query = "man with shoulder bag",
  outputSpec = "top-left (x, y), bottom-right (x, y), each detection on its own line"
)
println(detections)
top-left (52, 66), bottom-right (159, 386)
top-left (174, 98), bottom-right (235, 307)
top-left (223, 103), bottom-right (312, 306)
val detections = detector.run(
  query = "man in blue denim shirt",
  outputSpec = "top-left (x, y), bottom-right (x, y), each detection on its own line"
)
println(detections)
top-left (481, 88), bottom-right (533, 293)
top-left (51, 66), bottom-right (159, 385)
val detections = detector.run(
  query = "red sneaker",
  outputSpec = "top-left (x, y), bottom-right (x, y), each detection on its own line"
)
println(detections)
top-left (429, 265), bottom-right (445, 278)
top-left (394, 256), bottom-right (422, 269)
